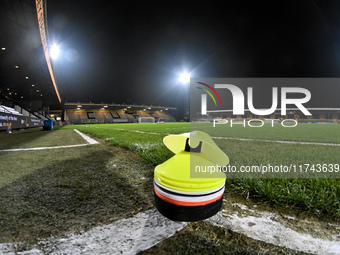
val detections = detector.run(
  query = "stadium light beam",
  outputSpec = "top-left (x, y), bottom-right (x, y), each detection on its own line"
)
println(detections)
top-left (179, 71), bottom-right (190, 84)
top-left (50, 44), bottom-right (60, 59)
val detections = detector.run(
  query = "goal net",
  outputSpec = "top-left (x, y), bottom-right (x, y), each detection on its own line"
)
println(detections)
top-left (138, 117), bottom-right (155, 123)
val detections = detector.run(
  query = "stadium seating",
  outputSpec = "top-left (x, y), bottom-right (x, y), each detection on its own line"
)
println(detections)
top-left (151, 111), bottom-right (176, 122)
top-left (0, 104), bottom-right (23, 116)
top-left (65, 109), bottom-right (176, 124)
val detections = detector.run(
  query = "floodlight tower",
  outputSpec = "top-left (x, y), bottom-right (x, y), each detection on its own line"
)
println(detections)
top-left (50, 44), bottom-right (60, 59)
top-left (179, 72), bottom-right (190, 84)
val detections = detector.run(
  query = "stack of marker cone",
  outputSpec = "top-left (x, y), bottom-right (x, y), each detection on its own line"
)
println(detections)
top-left (154, 131), bottom-right (229, 222)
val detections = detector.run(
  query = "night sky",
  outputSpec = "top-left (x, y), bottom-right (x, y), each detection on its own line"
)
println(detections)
top-left (36, 1), bottom-right (340, 108)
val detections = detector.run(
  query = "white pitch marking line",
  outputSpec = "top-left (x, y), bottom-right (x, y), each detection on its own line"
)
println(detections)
top-left (0, 144), bottom-right (89, 152)
top-left (74, 129), bottom-right (99, 144)
top-left (113, 128), bottom-right (161, 135)
top-left (207, 210), bottom-right (340, 255)
top-left (0, 129), bottom-right (98, 152)
top-left (0, 208), bottom-right (187, 255)
top-left (110, 129), bottom-right (340, 147)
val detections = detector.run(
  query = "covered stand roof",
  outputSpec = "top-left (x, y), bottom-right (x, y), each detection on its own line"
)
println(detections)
top-left (0, 0), bottom-right (61, 107)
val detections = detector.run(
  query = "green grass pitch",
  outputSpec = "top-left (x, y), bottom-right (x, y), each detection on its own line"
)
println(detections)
top-left (62, 122), bottom-right (340, 217)
top-left (0, 122), bottom-right (339, 246)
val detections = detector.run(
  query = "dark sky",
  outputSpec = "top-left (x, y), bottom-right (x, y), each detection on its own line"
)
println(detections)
top-left (46, 0), bottom-right (340, 108)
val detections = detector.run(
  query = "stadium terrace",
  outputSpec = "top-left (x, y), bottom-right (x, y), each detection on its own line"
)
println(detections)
top-left (63, 102), bottom-right (177, 125)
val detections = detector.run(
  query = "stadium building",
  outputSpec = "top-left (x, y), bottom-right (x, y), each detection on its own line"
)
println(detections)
top-left (63, 102), bottom-right (176, 124)
top-left (1, 1), bottom-right (339, 131)
top-left (0, 1), bottom-right (177, 131)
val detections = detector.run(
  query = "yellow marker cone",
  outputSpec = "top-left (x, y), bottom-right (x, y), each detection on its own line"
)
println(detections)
top-left (154, 131), bottom-right (229, 221)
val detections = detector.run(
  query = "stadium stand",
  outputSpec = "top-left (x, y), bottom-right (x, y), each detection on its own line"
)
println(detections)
top-left (64, 103), bottom-right (176, 124)
top-left (0, 105), bottom-right (23, 116)
top-left (150, 111), bottom-right (175, 121)
top-left (0, 97), bottom-right (53, 131)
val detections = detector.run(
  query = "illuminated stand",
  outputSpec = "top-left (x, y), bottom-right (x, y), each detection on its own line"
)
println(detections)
top-left (154, 131), bottom-right (229, 222)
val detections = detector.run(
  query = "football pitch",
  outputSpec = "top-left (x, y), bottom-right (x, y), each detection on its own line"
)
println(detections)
top-left (62, 122), bottom-right (340, 217)
top-left (0, 122), bottom-right (339, 253)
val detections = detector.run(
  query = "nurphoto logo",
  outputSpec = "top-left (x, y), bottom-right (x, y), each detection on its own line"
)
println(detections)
top-left (193, 79), bottom-right (314, 128)
top-left (199, 83), bottom-right (311, 116)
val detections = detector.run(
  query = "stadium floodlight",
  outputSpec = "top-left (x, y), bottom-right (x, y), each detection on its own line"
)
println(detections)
top-left (179, 71), bottom-right (190, 84)
top-left (50, 44), bottom-right (60, 59)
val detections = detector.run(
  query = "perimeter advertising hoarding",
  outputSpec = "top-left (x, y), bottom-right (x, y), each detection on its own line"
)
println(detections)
top-left (190, 78), bottom-right (340, 178)
top-left (0, 112), bottom-right (43, 131)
